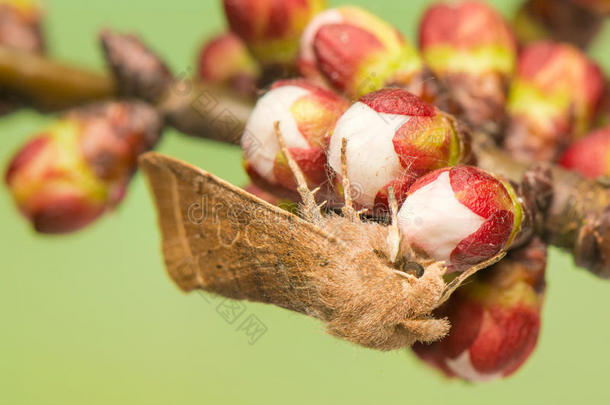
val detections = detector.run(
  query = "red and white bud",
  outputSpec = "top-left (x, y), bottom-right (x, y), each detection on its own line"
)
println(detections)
top-left (4, 102), bottom-right (162, 233)
top-left (559, 126), bottom-right (610, 178)
top-left (397, 166), bottom-right (523, 271)
top-left (504, 41), bottom-right (605, 162)
top-left (242, 79), bottom-right (348, 194)
top-left (418, 1), bottom-right (516, 133)
top-left (413, 238), bottom-right (546, 381)
top-left (223, 0), bottom-right (326, 67)
top-left (197, 32), bottom-right (260, 98)
top-left (298, 6), bottom-right (424, 99)
top-left (327, 88), bottom-right (470, 212)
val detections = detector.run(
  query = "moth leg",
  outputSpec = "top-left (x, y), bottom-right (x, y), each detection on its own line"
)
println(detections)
top-left (387, 186), bottom-right (403, 264)
top-left (274, 122), bottom-right (323, 223)
top-left (340, 138), bottom-right (367, 222)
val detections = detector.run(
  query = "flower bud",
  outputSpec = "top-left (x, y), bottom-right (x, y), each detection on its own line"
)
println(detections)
top-left (397, 165), bottom-right (523, 271)
top-left (413, 238), bottom-right (546, 381)
top-left (327, 88), bottom-right (471, 212)
top-left (223, 0), bottom-right (326, 67)
top-left (5, 102), bottom-right (162, 233)
top-left (559, 126), bottom-right (610, 178)
top-left (418, 1), bottom-right (516, 133)
top-left (0, 0), bottom-right (44, 53)
top-left (504, 41), bottom-right (605, 162)
top-left (298, 6), bottom-right (424, 99)
top-left (197, 32), bottom-right (260, 98)
top-left (242, 79), bottom-right (349, 194)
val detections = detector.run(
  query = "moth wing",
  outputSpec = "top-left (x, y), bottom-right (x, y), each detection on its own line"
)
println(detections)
top-left (139, 152), bottom-right (337, 312)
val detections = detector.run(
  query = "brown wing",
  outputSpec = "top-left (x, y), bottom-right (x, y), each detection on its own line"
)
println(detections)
top-left (138, 152), bottom-right (337, 315)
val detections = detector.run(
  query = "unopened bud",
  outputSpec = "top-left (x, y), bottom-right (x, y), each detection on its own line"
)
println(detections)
top-left (419, 1), bottom-right (516, 133)
top-left (413, 238), bottom-right (546, 381)
top-left (559, 126), bottom-right (610, 178)
top-left (327, 88), bottom-right (471, 212)
top-left (5, 102), bottom-right (162, 233)
top-left (223, 0), bottom-right (325, 67)
top-left (504, 41), bottom-right (605, 162)
top-left (197, 32), bottom-right (260, 98)
top-left (298, 6), bottom-right (424, 99)
top-left (397, 165), bottom-right (523, 271)
top-left (242, 79), bottom-right (348, 194)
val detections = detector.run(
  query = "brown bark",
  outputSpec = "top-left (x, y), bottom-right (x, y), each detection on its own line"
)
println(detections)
top-left (0, 46), bottom-right (115, 110)
top-left (514, 0), bottom-right (606, 49)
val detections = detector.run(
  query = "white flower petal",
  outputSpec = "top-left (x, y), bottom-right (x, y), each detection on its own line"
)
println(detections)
top-left (242, 85), bottom-right (310, 183)
top-left (328, 102), bottom-right (409, 207)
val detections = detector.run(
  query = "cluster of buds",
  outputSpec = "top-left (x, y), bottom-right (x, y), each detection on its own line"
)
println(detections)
top-left (5, 102), bottom-right (162, 233)
top-left (398, 165), bottom-right (523, 271)
top-left (559, 126), bottom-right (610, 178)
top-left (222, 0), bottom-right (325, 68)
top-left (197, 32), bottom-right (261, 98)
top-left (0, 0), bottom-right (44, 53)
top-left (418, 1), bottom-right (517, 135)
top-left (242, 79), bottom-right (348, 197)
top-left (413, 238), bottom-right (546, 381)
top-left (327, 88), bottom-right (472, 212)
top-left (503, 41), bottom-right (605, 162)
top-left (297, 6), bottom-right (425, 100)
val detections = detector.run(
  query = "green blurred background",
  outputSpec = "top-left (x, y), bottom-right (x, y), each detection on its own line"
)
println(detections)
top-left (2, 1), bottom-right (610, 404)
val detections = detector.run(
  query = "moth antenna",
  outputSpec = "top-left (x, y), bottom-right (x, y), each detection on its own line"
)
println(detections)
top-left (274, 121), bottom-right (323, 222)
top-left (436, 251), bottom-right (506, 306)
top-left (387, 186), bottom-right (402, 264)
top-left (340, 137), bottom-right (359, 222)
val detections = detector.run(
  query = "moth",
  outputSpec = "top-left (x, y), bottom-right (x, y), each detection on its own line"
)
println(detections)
top-left (139, 123), bottom-right (503, 351)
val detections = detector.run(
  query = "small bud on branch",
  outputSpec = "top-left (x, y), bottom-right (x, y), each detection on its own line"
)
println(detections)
top-left (413, 237), bottom-right (546, 381)
top-left (197, 32), bottom-right (260, 99)
top-left (242, 79), bottom-right (348, 196)
top-left (559, 126), bottom-right (610, 178)
top-left (419, 1), bottom-right (517, 136)
top-left (503, 41), bottom-right (605, 162)
top-left (298, 6), bottom-right (426, 100)
top-left (398, 165), bottom-right (524, 272)
top-left (327, 88), bottom-right (472, 212)
top-left (223, 0), bottom-right (325, 67)
top-left (5, 101), bottom-right (162, 233)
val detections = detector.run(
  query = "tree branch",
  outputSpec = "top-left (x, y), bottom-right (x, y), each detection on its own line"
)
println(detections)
top-left (1, 35), bottom-right (610, 278)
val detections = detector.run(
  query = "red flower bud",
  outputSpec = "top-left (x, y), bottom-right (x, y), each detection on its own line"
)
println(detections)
top-left (559, 126), bottom-right (610, 178)
top-left (242, 79), bottom-right (348, 194)
top-left (504, 41), bottom-right (605, 162)
top-left (397, 165), bottom-right (523, 271)
top-left (197, 32), bottom-right (260, 98)
top-left (413, 238), bottom-right (546, 381)
top-left (327, 88), bottom-right (471, 212)
top-left (418, 1), bottom-right (516, 133)
top-left (5, 102), bottom-right (162, 233)
top-left (0, 0), bottom-right (44, 53)
top-left (298, 6), bottom-right (424, 99)
top-left (223, 0), bottom-right (326, 66)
